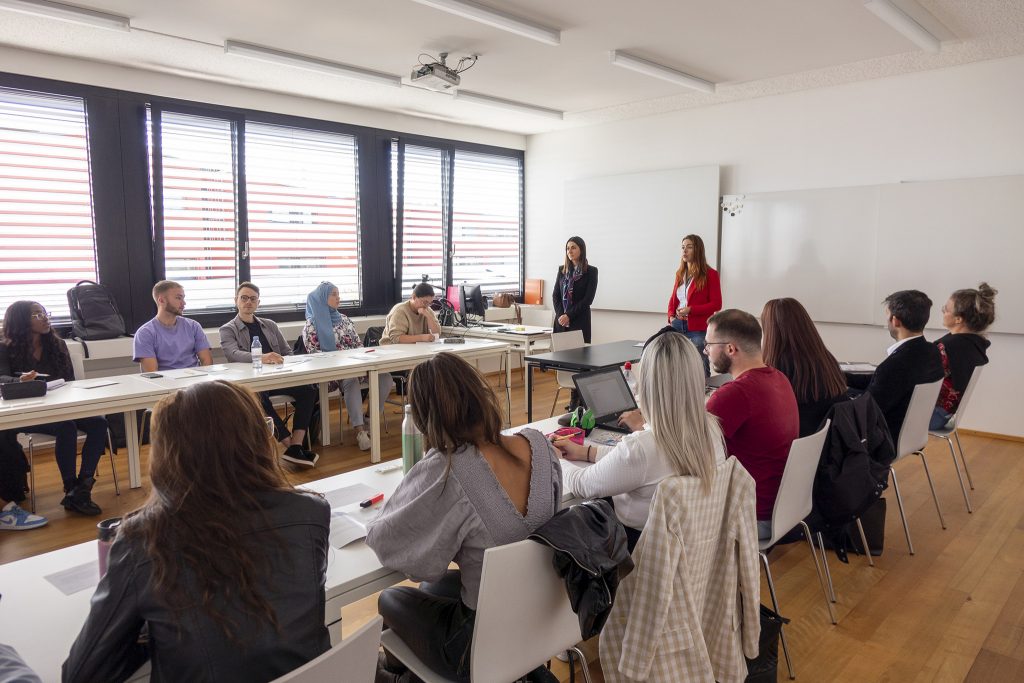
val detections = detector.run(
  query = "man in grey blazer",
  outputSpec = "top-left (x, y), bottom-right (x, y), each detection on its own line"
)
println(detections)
top-left (220, 282), bottom-right (319, 467)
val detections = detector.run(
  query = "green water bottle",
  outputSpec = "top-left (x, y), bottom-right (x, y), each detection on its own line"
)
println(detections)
top-left (401, 404), bottom-right (423, 474)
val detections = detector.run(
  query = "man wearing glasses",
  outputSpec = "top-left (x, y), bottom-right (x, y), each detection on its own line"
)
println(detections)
top-left (220, 282), bottom-right (319, 467)
top-left (704, 309), bottom-right (799, 541)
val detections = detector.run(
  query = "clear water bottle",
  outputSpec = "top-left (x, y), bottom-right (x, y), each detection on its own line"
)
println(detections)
top-left (401, 404), bottom-right (423, 474)
top-left (622, 361), bottom-right (638, 396)
top-left (251, 335), bottom-right (263, 371)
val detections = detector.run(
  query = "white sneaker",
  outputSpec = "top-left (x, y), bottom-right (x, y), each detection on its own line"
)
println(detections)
top-left (0, 502), bottom-right (48, 531)
top-left (356, 430), bottom-right (371, 451)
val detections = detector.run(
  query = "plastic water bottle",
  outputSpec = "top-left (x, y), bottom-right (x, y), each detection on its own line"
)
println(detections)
top-left (401, 405), bottom-right (423, 474)
top-left (251, 335), bottom-right (263, 371)
top-left (622, 361), bottom-right (638, 396)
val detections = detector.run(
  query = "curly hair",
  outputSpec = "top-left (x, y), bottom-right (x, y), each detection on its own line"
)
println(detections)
top-left (1, 301), bottom-right (73, 380)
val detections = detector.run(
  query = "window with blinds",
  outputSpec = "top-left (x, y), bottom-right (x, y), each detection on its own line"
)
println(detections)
top-left (396, 144), bottom-right (447, 296)
top-left (451, 151), bottom-right (522, 294)
top-left (245, 122), bottom-right (361, 307)
top-left (0, 87), bottom-right (97, 321)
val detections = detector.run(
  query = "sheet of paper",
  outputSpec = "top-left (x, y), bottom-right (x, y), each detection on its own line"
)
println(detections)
top-left (840, 362), bottom-right (877, 373)
top-left (329, 510), bottom-right (368, 548)
top-left (283, 356), bottom-right (310, 365)
top-left (588, 428), bottom-right (628, 446)
top-left (320, 483), bottom-right (376, 509)
top-left (44, 561), bottom-right (99, 596)
top-left (74, 379), bottom-right (119, 389)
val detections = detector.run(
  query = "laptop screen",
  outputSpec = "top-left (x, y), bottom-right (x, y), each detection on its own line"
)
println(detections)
top-left (573, 367), bottom-right (637, 421)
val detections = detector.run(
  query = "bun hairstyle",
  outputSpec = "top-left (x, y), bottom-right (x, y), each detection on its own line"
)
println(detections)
top-left (950, 282), bottom-right (998, 332)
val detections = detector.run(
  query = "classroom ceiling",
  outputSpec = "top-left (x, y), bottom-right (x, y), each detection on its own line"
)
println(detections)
top-left (0, 0), bottom-right (1022, 135)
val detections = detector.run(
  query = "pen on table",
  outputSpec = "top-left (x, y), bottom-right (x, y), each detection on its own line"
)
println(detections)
top-left (15, 372), bottom-right (48, 377)
top-left (359, 493), bottom-right (385, 508)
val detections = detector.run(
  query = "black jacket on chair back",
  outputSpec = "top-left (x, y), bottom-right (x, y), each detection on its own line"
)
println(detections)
top-left (529, 498), bottom-right (633, 640)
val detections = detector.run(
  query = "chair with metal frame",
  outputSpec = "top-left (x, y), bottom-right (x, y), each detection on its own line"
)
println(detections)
top-left (758, 420), bottom-right (835, 680)
top-left (548, 329), bottom-right (585, 417)
top-left (272, 615), bottom-right (382, 683)
top-left (927, 364), bottom-right (983, 513)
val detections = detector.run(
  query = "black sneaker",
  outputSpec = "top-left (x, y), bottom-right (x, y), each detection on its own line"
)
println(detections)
top-left (282, 444), bottom-right (319, 467)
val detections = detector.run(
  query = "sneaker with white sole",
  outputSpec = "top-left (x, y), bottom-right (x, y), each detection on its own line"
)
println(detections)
top-left (356, 430), bottom-right (371, 451)
top-left (281, 444), bottom-right (319, 467)
top-left (0, 501), bottom-right (48, 531)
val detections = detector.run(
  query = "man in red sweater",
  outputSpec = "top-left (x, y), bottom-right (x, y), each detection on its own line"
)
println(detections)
top-left (705, 309), bottom-right (799, 540)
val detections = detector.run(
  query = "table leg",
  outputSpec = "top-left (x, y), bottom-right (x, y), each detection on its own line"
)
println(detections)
top-left (318, 381), bottom-right (331, 447)
top-left (526, 362), bottom-right (534, 423)
top-left (504, 349), bottom-right (512, 426)
top-left (124, 410), bottom-right (141, 489)
top-left (369, 369), bottom-right (381, 464)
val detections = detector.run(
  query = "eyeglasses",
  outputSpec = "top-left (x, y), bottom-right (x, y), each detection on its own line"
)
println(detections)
top-left (703, 341), bottom-right (731, 346)
top-left (30, 312), bottom-right (51, 320)
top-left (238, 295), bottom-right (259, 303)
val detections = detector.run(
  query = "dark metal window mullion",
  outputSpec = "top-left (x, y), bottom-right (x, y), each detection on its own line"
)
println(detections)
top-left (235, 118), bottom-right (249, 284)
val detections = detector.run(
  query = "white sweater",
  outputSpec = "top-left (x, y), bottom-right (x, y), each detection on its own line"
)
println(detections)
top-left (561, 429), bottom-right (726, 530)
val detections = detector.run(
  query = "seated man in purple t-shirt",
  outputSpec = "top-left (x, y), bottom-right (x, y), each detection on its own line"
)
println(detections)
top-left (704, 309), bottom-right (799, 541)
top-left (133, 280), bottom-right (213, 372)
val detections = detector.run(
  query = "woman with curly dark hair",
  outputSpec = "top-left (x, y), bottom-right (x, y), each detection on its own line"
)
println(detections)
top-left (63, 380), bottom-right (331, 682)
top-left (0, 300), bottom-right (107, 515)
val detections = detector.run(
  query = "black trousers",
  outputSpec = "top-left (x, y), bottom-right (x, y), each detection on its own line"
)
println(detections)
top-left (259, 384), bottom-right (317, 441)
top-left (379, 570), bottom-right (475, 682)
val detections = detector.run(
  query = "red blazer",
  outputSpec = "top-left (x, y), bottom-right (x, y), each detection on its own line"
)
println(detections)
top-left (667, 267), bottom-right (722, 332)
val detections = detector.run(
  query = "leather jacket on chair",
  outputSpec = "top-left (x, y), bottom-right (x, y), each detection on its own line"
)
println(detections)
top-left (529, 499), bottom-right (634, 639)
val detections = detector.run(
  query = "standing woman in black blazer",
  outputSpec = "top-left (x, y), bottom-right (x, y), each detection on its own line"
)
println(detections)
top-left (552, 236), bottom-right (598, 343)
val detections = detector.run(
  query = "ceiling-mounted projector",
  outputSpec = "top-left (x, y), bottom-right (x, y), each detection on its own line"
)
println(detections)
top-left (411, 61), bottom-right (460, 90)
top-left (410, 52), bottom-right (476, 92)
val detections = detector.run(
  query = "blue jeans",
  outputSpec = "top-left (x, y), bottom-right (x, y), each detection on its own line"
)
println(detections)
top-left (671, 318), bottom-right (709, 377)
top-left (930, 406), bottom-right (952, 431)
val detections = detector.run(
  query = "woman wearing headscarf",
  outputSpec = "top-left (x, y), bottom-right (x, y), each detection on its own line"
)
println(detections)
top-left (302, 282), bottom-right (393, 452)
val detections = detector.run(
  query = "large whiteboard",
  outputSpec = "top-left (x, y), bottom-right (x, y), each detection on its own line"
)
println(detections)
top-left (563, 166), bottom-right (720, 313)
top-left (721, 175), bottom-right (1024, 334)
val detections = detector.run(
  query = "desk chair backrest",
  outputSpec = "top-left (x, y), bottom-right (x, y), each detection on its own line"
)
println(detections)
top-left (68, 345), bottom-right (86, 381)
top-left (550, 330), bottom-right (585, 388)
top-left (948, 365), bottom-right (983, 429)
top-left (471, 540), bottom-right (583, 682)
top-left (272, 615), bottom-right (382, 683)
top-left (766, 421), bottom-right (830, 546)
top-left (896, 380), bottom-right (943, 458)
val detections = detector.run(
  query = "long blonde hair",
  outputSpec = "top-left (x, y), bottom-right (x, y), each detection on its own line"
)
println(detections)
top-left (636, 332), bottom-right (724, 492)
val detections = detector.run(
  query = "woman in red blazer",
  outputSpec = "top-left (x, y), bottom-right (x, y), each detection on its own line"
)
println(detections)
top-left (667, 234), bottom-right (722, 376)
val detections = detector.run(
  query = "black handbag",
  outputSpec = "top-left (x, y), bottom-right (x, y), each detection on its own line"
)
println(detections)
top-left (746, 604), bottom-right (790, 683)
top-left (0, 380), bottom-right (47, 400)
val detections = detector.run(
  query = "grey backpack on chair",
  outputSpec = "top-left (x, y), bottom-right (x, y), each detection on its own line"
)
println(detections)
top-left (67, 280), bottom-right (127, 345)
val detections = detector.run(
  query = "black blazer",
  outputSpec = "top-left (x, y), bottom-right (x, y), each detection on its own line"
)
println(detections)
top-left (63, 491), bottom-right (332, 683)
top-left (552, 265), bottom-right (598, 343)
top-left (847, 336), bottom-right (943, 444)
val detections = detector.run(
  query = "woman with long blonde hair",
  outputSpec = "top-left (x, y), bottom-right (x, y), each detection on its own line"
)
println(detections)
top-left (553, 331), bottom-right (726, 551)
top-left (666, 234), bottom-right (722, 376)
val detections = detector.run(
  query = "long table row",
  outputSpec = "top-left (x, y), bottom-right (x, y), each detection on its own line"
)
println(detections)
top-left (0, 339), bottom-right (513, 488)
top-left (0, 417), bottom-right (573, 683)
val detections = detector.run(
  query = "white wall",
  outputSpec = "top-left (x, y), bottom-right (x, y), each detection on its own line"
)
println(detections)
top-left (525, 55), bottom-right (1024, 437)
top-left (0, 46), bottom-right (525, 150)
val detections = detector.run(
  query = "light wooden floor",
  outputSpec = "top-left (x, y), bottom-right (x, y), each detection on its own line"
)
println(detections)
top-left (3, 372), bottom-right (1022, 682)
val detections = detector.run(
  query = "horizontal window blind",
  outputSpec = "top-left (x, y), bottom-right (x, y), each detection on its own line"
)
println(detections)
top-left (397, 144), bottom-right (446, 296)
top-left (158, 111), bottom-right (237, 312)
top-left (451, 151), bottom-right (522, 295)
top-left (0, 87), bottom-right (97, 321)
top-left (246, 122), bottom-right (361, 308)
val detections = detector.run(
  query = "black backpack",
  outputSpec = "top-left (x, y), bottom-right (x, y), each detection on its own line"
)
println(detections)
top-left (67, 280), bottom-right (127, 343)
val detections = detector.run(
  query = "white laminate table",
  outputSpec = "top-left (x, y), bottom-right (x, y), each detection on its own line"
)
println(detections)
top-left (0, 339), bottom-right (512, 488)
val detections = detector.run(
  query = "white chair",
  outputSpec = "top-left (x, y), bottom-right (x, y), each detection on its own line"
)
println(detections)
top-left (759, 421), bottom-right (834, 680)
top-left (888, 379), bottom-right (944, 556)
top-left (928, 364), bottom-right (982, 512)
top-left (548, 329), bottom-right (585, 417)
top-left (381, 539), bottom-right (593, 683)
top-left (272, 615), bottom-right (382, 683)
top-left (22, 349), bottom-right (119, 513)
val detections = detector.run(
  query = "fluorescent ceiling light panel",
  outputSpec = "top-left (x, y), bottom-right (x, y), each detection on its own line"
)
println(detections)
top-left (0, 0), bottom-right (129, 30)
top-left (224, 41), bottom-right (402, 88)
top-left (409, 0), bottom-right (560, 46)
top-left (455, 90), bottom-right (563, 120)
top-left (863, 0), bottom-right (941, 53)
top-left (609, 51), bottom-right (715, 94)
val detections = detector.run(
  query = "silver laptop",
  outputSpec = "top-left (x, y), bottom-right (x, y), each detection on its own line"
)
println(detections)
top-left (572, 366), bottom-right (638, 433)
